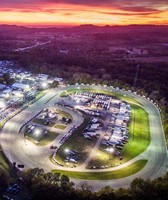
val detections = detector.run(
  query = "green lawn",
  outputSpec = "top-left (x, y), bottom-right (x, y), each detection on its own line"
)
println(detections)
top-left (59, 110), bottom-right (73, 120)
top-left (121, 104), bottom-right (150, 161)
top-left (33, 118), bottom-right (54, 127)
top-left (0, 152), bottom-right (9, 172)
top-left (53, 109), bottom-right (73, 120)
top-left (88, 104), bottom-right (150, 167)
top-left (60, 91), bottom-right (69, 97)
top-left (55, 124), bottom-right (66, 130)
top-left (0, 118), bottom-right (8, 129)
top-left (87, 149), bottom-right (114, 168)
top-left (36, 91), bottom-right (45, 100)
top-left (0, 151), bottom-right (11, 186)
top-left (52, 159), bottom-right (147, 180)
top-left (25, 129), bottom-right (59, 146)
top-left (56, 113), bottom-right (97, 165)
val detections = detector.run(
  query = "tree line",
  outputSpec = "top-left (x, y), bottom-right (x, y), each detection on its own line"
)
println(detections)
top-left (14, 168), bottom-right (168, 200)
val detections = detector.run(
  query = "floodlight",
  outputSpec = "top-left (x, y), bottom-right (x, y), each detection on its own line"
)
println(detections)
top-left (0, 100), bottom-right (6, 108)
top-left (15, 92), bottom-right (24, 98)
top-left (34, 128), bottom-right (41, 137)
top-left (42, 82), bottom-right (48, 88)
top-left (5, 94), bottom-right (10, 99)
top-left (76, 98), bottom-right (80, 103)
top-left (65, 148), bottom-right (70, 153)
top-left (106, 148), bottom-right (114, 153)
top-left (25, 85), bottom-right (30, 90)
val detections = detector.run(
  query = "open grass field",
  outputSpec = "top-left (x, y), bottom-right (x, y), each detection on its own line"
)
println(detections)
top-left (59, 110), bottom-right (73, 120)
top-left (25, 129), bottom-right (59, 146)
top-left (55, 113), bottom-right (98, 166)
top-left (54, 124), bottom-right (66, 130)
top-left (0, 151), bottom-right (9, 172)
top-left (122, 104), bottom-right (150, 161)
top-left (88, 104), bottom-right (150, 167)
top-left (0, 150), bottom-right (11, 186)
top-left (32, 118), bottom-right (54, 127)
top-left (36, 91), bottom-right (45, 100)
top-left (52, 159), bottom-right (147, 180)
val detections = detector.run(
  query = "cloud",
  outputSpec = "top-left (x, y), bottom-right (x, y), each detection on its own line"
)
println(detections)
top-left (99, 11), bottom-right (160, 16)
top-left (0, 0), bottom-right (167, 15)
top-left (0, 0), bottom-right (168, 9)
top-left (0, 0), bottom-right (167, 25)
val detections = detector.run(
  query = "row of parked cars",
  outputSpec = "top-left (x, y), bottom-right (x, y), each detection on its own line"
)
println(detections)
top-left (58, 125), bottom-right (77, 145)
top-left (6, 183), bottom-right (20, 195)
top-left (2, 183), bottom-right (20, 200)
top-left (65, 150), bottom-right (78, 164)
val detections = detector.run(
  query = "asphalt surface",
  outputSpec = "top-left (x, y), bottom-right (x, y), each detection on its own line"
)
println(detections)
top-left (0, 85), bottom-right (167, 191)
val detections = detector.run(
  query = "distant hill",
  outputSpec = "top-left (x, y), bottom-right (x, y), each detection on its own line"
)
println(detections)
top-left (0, 24), bottom-right (168, 35)
top-left (0, 24), bottom-right (29, 32)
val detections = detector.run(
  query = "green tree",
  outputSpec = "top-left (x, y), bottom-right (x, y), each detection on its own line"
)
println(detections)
top-left (51, 80), bottom-right (59, 88)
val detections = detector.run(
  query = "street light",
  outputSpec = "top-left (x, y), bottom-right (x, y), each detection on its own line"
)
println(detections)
top-left (0, 100), bottom-right (6, 109)
top-left (33, 128), bottom-right (42, 141)
top-left (5, 94), bottom-right (10, 99)
top-left (106, 147), bottom-right (114, 153)
top-left (76, 98), bottom-right (80, 103)
top-left (65, 148), bottom-right (69, 153)
top-left (15, 92), bottom-right (24, 98)
top-left (42, 82), bottom-right (48, 88)
top-left (25, 85), bottom-right (30, 90)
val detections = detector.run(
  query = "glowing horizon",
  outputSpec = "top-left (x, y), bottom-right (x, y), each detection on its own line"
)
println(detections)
top-left (0, 1), bottom-right (168, 26)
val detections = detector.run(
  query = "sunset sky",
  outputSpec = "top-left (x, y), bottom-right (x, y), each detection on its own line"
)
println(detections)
top-left (0, 0), bottom-right (168, 26)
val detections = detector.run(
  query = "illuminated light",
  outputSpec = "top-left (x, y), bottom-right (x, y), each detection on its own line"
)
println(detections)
top-left (15, 92), bottom-right (24, 98)
top-left (76, 98), bottom-right (80, 103)
top-left (34, 128), bottom-right (42, 138)
top-left (48, 112), bottom-right (53, 118)
top-left (5, 94), bottom-right (10, 99)
top-left (42, 82), bottom-right (48, 88)
top-left (106, 147), bottom-right (114, 153)
top-left (65, 148), bottom-right (70, 153)
top-left (0, 100), bottom-right (6, 108)
top-left (25, 85), bottom-right (30, 90)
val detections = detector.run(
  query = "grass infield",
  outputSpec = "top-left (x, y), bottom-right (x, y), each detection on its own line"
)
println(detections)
top-left (52, 159), bottom-right (147, 180)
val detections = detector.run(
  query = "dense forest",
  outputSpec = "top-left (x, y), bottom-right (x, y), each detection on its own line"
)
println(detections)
top-left (1, 167), bottom-right (168, 200)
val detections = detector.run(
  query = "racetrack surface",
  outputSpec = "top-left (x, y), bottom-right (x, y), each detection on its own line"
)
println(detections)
top-left (0, 85), bottom-right (167, 191)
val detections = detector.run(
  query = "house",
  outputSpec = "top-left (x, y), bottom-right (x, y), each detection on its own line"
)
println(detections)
top-left (90, 123), bottom-right (100, 130)
top-left (119, 103), bottom-right (127, 113)
top-left (2, 89), bottom-right (12, 94)
top-left (11, 83), bottom-right (29, 91)
top-left (38, 74), bottom-right (49, 80)
top-left (0, 84), bottom-right (6, 90)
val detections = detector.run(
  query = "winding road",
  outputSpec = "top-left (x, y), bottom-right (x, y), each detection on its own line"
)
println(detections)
top-left (0, 85), bottom-right (167, 191)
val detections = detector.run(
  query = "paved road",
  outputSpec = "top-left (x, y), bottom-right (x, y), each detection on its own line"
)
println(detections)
top-left (15, 41), bottom-right (51, 52)
top-left (0, 87), bottom-right (84, 171)
top-left (80, 130), bottom-right (106, 170)
top-left (0, 85), bottom-right (167, 191)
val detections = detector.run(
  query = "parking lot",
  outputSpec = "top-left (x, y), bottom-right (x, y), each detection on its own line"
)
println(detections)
top-left (23, 106), bottom-right (75, 146)
top-left (54, 91), bottom-right (131, 168)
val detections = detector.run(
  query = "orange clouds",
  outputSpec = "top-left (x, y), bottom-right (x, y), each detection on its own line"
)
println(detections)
top-left (0, 3), bottom-right (167, 26)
